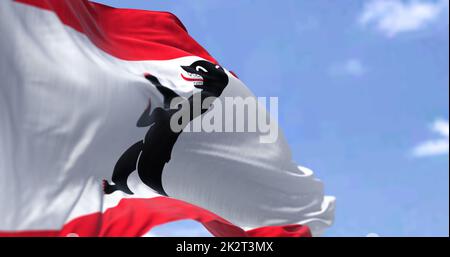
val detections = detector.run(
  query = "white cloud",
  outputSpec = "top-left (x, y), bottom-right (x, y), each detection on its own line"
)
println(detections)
top-left (359, 0), bottom-right (449, 37)
top-left (330, 58), bottom-right (366, 77)
top-left (412, 119), bottom-right (449, 157)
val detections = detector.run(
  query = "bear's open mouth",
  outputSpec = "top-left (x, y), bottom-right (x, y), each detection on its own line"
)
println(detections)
top-left (180, 72), bottom-right (204, 86)
top-left (181, 72), bottom-right (203, 82)
top-left (180, 64), bottom-right (206, 87)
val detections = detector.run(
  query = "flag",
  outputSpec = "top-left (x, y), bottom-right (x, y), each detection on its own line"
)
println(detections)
top-left (0, 0), bottom-right (335, 237)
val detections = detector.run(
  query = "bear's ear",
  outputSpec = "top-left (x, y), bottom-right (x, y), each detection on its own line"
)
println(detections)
top-left (136, 100), bottom-right (152, 127)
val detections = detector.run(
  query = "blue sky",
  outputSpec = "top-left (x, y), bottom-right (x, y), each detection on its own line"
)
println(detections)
top-left (97, 0), bottom-right (449, 237)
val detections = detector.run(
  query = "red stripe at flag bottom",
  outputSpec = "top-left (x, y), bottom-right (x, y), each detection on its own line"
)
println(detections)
top-left (0, 197), bottom-right (311, 237)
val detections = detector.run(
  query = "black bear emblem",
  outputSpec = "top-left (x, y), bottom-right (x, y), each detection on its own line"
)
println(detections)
top-left (103, 61), bottom-right (229, 196)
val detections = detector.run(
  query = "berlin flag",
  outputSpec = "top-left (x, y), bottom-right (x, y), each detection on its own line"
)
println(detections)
top-left (0, 0), bottom-right (335, 237)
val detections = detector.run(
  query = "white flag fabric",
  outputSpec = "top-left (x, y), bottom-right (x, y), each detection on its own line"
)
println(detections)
top-left (0, 0), bottom-right (335, 237)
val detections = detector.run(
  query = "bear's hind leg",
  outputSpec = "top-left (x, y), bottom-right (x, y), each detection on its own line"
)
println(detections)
top-left (103, 141), bottom-right (144, 195)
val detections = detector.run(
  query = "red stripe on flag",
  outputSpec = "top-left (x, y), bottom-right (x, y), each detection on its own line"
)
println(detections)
top-left (6, 1), bottom-right (312, 238)
top-left (0, 197), bottom-right (311, 237)
top-left (14, 0), bottom-right (217, 63)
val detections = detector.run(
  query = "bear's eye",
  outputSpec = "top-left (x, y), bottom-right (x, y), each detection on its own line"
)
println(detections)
top-left (196, 66), bottom-right (208, 73)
